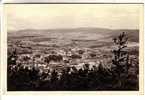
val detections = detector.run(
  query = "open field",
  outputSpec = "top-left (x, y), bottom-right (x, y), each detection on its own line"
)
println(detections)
top-left (8, 28), bottom-right (139, 71)
top-left (7, 28), bottom-right (139, 91)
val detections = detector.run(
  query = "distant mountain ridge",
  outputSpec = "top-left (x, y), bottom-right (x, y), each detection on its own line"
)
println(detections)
top-left (8, 27), bottom-right (139, 42)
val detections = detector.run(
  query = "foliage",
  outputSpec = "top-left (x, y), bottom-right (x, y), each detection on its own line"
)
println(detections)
top-left (7, 32), bottom-right (139, 91)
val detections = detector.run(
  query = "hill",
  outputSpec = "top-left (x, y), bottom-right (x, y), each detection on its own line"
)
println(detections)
top-left (8, 27), bottom-right (139, 43)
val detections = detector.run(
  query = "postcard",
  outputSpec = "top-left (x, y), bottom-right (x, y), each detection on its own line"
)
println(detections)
top-left (1, 3), bottom-right (144, 95)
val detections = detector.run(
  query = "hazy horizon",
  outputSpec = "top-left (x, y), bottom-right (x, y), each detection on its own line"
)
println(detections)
top-left (7, 27), bottom-right (139, 32)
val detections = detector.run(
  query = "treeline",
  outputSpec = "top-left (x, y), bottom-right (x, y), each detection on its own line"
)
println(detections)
top-left (7, 33), bottom-right (139, 91)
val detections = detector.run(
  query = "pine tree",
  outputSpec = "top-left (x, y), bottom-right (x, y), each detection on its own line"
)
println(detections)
top-left (112, 32), bottom-right (129, 89)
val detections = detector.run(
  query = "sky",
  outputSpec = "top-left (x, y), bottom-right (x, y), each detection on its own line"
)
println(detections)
top-left (5, 4), bottom-right (143, 31)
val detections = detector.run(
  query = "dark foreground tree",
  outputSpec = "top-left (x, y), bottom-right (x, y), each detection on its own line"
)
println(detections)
top-left (111, 32), bottom-right (138, 90)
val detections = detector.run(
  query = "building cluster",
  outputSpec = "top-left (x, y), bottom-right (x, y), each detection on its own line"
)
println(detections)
top-left (8, 41), bottom-right (112, 74)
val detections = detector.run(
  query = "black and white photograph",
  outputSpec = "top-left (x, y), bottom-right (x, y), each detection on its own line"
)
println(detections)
top-left (5, 4), bottom-right (143, 91)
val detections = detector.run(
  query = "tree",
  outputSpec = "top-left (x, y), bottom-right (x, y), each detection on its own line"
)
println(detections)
top-left (8, 49), bottom-right (18, 66)
top-left (111, 32), bottom-right (129, 89)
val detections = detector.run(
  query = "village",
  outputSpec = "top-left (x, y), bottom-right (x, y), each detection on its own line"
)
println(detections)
top-left (8, 39), bottom-right (113, 75)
